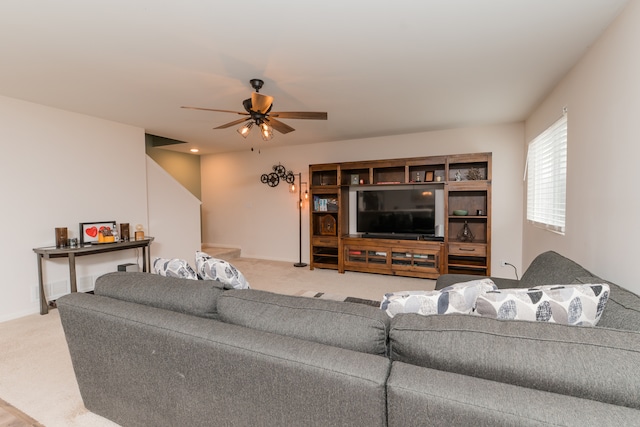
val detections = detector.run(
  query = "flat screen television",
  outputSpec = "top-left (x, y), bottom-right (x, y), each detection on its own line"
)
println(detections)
top-left (357, 188), bottom-right (440, 238)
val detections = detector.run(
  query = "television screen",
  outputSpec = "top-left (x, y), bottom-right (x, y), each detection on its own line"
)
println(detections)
top-left (357, 189), bottom-right (436, 235)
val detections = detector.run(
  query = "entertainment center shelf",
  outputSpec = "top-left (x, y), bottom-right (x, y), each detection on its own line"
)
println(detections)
top-left (308, 153), bottom-right (491, 278)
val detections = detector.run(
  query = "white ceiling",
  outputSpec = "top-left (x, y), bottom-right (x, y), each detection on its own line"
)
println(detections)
top-left (0, 0), bottom-right (629, 154)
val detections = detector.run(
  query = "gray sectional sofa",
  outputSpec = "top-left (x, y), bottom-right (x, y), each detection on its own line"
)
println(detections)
top-left (57, 251), bottom-right (640, 426)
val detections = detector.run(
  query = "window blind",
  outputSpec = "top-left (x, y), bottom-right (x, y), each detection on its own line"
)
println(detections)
top-left (526, 114), bottom-right (567, 234)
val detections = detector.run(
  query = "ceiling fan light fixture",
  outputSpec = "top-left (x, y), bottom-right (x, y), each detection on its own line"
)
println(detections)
top-left (237, 122), bottom-right (253, 138)
top-left (260, 122), bottom-right (273, 141)
top-left (182, 78), bottom-right (327, 144)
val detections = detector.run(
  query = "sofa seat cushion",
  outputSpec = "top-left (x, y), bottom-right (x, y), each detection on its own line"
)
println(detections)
top-left (94, 272), bottom-right (225, 319)
top-left (475, 283), bottom-right (609, 326)
top-left (381, 279), bottom-right (496, 318)
top-left (389, 313), bottom-right (640, 409)
top-left (217, 289), bottom-right (390, 356)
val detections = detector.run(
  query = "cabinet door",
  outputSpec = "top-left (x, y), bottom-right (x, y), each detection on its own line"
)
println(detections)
top-left (391, 248), bottom-right (440, 275)
top-left (344, 246), bottom-right (388, 267)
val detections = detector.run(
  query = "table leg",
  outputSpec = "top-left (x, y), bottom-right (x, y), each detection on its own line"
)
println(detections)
top-left (36, 254), bottom-right (48, 315)
top-left (142, 244), bottom-right (148, 272)
top-left (68, 253), bottom-right (77, 293)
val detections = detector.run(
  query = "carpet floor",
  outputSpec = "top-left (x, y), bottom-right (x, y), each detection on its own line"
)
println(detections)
top-left (0, 397), bottom-right (44, 427)
top-left (0, 256), bottom-right (435, 426)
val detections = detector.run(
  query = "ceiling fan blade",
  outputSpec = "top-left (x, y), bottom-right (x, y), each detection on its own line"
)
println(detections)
top-left (270, 111), bottom-right (327, 120)
top-left (251, 92), bottom-right (274, 114)
top-left (181, 106), bottom-right (248, 115)
top-left (266, 117), bottom-right (295, 134)
top-left (214, 117), bottom-right (251, 129)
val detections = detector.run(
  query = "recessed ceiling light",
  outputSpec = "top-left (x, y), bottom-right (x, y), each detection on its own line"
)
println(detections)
top-left (190, 148), bottom-right (199, 153)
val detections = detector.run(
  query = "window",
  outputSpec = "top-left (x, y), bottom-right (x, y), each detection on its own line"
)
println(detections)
top-left (526, 113), bottom-right (567, 234)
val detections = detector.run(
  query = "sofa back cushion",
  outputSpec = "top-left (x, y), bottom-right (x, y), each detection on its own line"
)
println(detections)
top-left (389, 313), bottom-right (640, 409)
top-left (217, 289), bottom-right (390, 356)
top-left (519, 251), bottom-right (595, 288)
top-left (95, 272), bottom-right (225, 319)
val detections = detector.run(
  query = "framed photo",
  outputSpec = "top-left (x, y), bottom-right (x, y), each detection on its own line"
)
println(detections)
top-left (79, 221), bottom-right (116, 244)
top-left (351, 174), bottom-right (360, 185)
top-left (425, 171), bottom-right (434, 182)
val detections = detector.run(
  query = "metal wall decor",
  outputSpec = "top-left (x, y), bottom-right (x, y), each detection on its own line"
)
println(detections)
top-left (260, 163), bottom-right (295, 187)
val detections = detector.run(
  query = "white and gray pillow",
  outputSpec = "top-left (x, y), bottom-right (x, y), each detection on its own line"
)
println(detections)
top-left (153, 257), bottom-right (198, 280)
top-left (381, 278), bottom-right (497, 318)
top-left (475, 283), bottom-right (610, 326)
top-left (195, 251), bottom-right (250, 289)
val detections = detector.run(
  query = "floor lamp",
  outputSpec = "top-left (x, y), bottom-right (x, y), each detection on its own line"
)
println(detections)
top-left (293, 172), bottom-right (308, 267)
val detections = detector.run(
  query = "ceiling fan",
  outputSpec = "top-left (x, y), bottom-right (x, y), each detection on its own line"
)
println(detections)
top-left (181, 79), bottom-right (328, 141)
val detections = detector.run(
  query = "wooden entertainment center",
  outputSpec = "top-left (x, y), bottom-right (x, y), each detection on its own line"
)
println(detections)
top-left (308, 153), bottom-right (491, 279)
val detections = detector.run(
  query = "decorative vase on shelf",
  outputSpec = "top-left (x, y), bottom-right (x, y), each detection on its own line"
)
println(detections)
top-left (457, 221), bottom-right (475, 242)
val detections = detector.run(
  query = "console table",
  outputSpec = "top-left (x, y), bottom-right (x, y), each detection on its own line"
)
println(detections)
top-left (33, 237), bottom-right (154, 314)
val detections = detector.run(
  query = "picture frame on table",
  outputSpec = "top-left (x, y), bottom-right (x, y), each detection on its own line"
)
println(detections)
top-left (79, 221), bottom-right (116, 245)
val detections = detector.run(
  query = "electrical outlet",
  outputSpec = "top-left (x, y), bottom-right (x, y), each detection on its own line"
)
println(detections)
top-left (500, 260), bottom-right (508, 267)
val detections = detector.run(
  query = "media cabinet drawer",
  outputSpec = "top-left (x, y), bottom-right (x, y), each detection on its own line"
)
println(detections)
top-left (313, 236), bottom-right (338, 247)
top-left (448, 243), bottom-right (486, 257)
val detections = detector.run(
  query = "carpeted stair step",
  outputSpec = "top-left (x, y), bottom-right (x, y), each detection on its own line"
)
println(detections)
top-left (201, 246), bottom-right (241, 260)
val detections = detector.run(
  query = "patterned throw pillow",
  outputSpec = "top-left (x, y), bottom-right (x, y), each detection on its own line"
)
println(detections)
top-left (475, 283), bottom-right (610, 326)
top-left (381, 278), bottom-right (497, 318)
top-left (195, 251), bottom-right (250, 289)
top-left (153, 257), bottom-right (198, 280)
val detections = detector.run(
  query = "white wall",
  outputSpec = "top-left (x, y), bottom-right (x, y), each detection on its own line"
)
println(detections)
top-left (201, 123), bottom-right (524, 277)
top-left (0, 95), bottom-right (149, 321)
top-left (147, 157), bottom-right (202, 262)
top-left (524, 1), bottom-right (640, 294)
